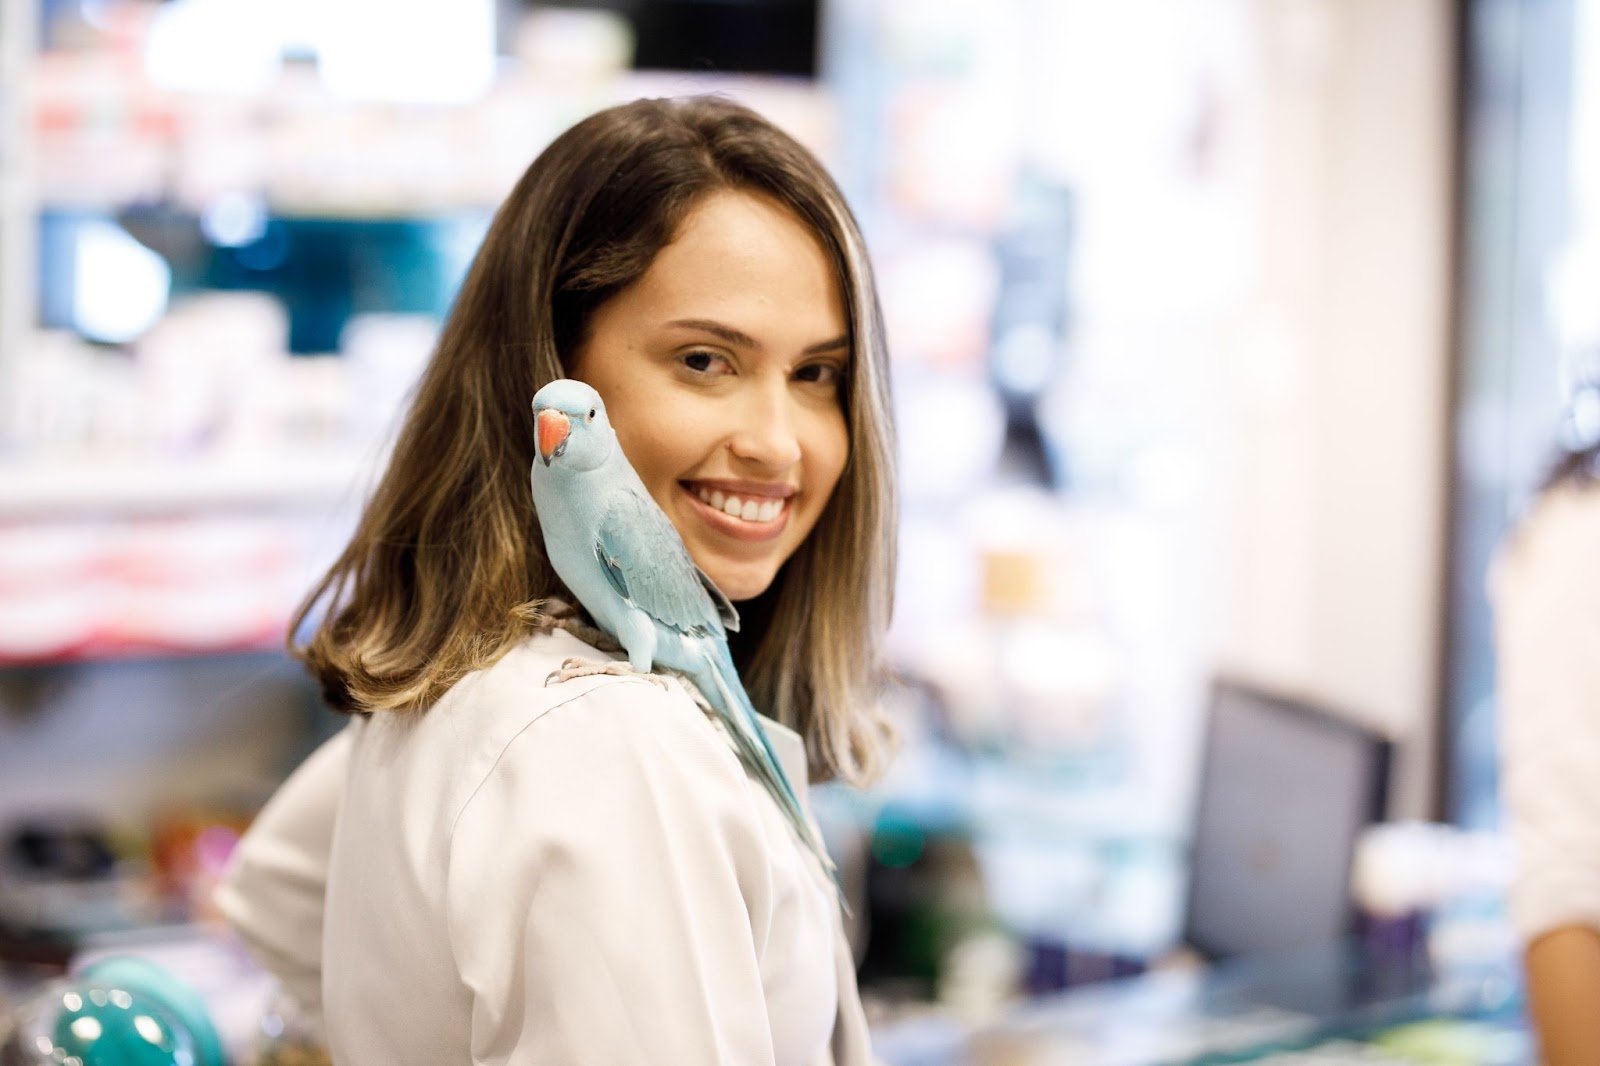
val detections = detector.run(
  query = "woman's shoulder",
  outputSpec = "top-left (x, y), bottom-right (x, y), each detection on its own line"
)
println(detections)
top-left (432, 628), bottom-right (754, 820)
top-left (460, 625), bottom-right (626, 706)
top-left (458, 626), bottom-right (702, 734)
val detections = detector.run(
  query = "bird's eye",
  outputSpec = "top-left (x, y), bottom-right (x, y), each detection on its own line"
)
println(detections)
top-left (587, 408), bottom-right (596, 421)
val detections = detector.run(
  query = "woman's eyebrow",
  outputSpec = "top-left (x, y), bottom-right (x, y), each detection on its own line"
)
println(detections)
top-left (803, 336), bottom-right (851, 356)
top-left (666, 318), bottom-right (757, 347)
top-left (666, 318), bottom-right (850, 357)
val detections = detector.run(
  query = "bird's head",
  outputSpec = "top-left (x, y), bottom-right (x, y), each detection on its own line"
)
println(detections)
top-left (531, 379), bottom-right (615, 472)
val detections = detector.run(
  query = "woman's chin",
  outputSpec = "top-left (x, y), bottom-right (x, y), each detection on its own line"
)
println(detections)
top-left (701, 562), bottom-right (776, 604)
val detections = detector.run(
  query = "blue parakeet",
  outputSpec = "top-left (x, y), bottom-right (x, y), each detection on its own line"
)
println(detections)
top-left (529, 378), bottom-right (836, 885)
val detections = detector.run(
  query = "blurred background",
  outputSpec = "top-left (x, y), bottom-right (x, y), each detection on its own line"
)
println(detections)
top-left (0, 0), bottom-right (1584, 1062)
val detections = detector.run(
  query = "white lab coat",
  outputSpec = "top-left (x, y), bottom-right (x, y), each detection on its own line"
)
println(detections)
top-left (1494, 480), bottom-right (1600, 943)
top-left (216, 626), bottom-right (878, 1065)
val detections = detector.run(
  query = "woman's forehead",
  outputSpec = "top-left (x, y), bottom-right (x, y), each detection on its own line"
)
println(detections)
top-left (609, 191), bottom-right (847, 345)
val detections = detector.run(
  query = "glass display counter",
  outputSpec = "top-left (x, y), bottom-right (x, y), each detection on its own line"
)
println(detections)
top-left (874, 942), bottom-right (1529, 1066)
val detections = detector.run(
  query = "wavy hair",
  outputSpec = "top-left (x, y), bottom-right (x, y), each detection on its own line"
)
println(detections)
top-left (291, 96), bottom-right (898, 785)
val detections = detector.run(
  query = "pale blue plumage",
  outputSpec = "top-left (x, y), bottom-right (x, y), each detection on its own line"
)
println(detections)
top-left (529, 379), bottom-right (835, 884)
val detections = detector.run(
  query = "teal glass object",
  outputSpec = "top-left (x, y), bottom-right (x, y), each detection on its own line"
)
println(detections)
top-left (1, 956), bottom-right (224, 1066)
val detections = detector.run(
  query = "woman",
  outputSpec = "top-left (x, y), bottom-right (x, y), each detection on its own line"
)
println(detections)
top-left (1494, 442), bottom-right (1600, 1066)
top-left (216, 95), bottom-right (898, 1065)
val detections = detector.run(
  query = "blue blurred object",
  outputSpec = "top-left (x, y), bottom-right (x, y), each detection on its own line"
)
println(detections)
top-left (41, 206), bottom-right (488, 353)
top-left (0, 955), bottom-right (224, 1066)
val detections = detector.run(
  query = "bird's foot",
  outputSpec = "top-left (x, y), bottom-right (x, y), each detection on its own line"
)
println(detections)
top-left (544, 657), bottom-right (669, 690)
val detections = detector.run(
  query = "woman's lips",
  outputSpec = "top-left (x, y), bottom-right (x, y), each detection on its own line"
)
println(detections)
top-left (681, 483), bottom-right (792, 542)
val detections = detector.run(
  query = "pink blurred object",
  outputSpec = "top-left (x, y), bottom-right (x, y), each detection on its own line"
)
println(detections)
top-left (0, 516), bottom-right (302, 663)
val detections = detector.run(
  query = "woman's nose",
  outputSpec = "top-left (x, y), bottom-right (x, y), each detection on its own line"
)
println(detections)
top-left (726, 384), bottom-right (803, 470)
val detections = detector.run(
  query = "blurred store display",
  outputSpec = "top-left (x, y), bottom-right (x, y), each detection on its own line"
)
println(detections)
top-left (26, 4), bottom-right (825, 215)
top-left (1, 0), bottom-right (1265, 1017)
top-left (0, 793), bottom-right (271, 967)
top-left (0, 514), bottom-right (338, 663)
top-left (0, 817), bottom-right (159, 962)
top-left (812, 0), bottom-right (1249, 1003)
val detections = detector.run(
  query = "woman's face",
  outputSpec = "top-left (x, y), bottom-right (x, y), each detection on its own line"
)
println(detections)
top-left (571, 189), bottom-right (851, 602)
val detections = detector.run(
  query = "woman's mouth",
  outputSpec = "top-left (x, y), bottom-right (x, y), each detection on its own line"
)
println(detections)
top-left (682, 483), bottom-right (792, 540)
top-left (694, 485), bottom-right (785, 523)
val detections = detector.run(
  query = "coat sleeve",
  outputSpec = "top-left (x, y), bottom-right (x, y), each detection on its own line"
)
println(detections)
top-left (1495, 487), bottom-right (1600, 941)
top-left (444, 677), bottom-right (782, 1066)
top-left (214, 726), bottom-right (352, 1022)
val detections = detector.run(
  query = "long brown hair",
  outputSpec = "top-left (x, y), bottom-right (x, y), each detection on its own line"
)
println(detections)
top-left (292, 96), bottom-right (898, 784)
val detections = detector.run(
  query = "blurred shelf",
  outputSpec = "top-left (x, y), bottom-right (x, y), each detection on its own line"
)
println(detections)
top-left (0, 634), bottom-right (290, 670)
top-left (39, 197), bottom-right (495, 221)
top-left (0, 451), bottom-right (373, 517)
top-left (0, 924), bottom-right (75, 971)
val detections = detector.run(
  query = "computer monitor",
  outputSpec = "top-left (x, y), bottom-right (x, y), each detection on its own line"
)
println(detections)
top-left (1184, 680), bottom-right (1392, 960)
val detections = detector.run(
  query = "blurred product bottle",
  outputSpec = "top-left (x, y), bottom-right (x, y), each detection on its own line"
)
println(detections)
top-left (1351, 821), bottom-right (1517, 977)
top-left (1350, 821), bottom-right (1438, 967)
top-left (0, 956), bottom-right (224, 1066)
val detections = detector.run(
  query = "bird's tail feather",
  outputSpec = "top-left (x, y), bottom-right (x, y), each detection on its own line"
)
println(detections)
top-left (695, 648), bottom-right (841, 892)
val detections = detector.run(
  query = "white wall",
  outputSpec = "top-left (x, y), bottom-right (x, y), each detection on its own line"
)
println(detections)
top-left (1219, 0), bottom-right (1456, 819)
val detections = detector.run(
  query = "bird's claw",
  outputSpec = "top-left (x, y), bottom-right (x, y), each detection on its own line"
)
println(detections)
top-left (544, 657), bottom-right (670, 689)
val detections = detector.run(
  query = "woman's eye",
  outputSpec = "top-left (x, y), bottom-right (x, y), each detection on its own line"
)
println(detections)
top-left (796, 362), bottom-right (842, 386)
top-left (681, 351), bottom-right (723, 374)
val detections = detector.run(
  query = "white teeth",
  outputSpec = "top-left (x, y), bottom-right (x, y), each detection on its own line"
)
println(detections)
top-left (692, 485), bottom-right (787, 523)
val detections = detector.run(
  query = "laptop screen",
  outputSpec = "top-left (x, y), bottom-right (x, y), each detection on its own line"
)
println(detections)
top-left (1185, 681), bottom-right (1391, 959)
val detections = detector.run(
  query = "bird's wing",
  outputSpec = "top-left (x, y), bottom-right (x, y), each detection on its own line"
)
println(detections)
top-left (697, 566), bottom-right (741, 633)
top-left (594, 490), bottom-right (728, 636)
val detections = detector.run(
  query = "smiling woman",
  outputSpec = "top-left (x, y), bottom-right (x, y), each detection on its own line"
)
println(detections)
top-left (214, 96), bottom-right (899, 1066)
top-left (572, 188), bottom-right (851, 601)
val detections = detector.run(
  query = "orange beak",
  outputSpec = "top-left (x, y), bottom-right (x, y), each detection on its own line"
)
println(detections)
top-left (536, 408), bottom-right (570, 466)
